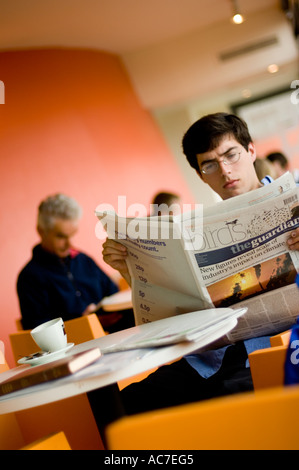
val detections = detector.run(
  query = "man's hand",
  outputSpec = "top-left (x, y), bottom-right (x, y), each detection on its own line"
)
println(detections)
top-left (287, 228), bottom-right (299, 251)
top-left (82, 303), bottom-right (98, 316)
top-left (102, 238), bottom-right (131, 286)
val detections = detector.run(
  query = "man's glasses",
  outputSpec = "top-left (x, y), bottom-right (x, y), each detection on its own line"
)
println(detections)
top-left (200, 151), bottom-right (242, 175)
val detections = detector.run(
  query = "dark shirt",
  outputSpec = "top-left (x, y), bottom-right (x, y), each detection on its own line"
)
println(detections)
top-left (17, 244), bottom-right (118, 329)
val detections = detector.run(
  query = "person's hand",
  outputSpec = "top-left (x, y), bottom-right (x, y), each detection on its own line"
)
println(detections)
top-left (102, 238), bottom-right (131, 285)
top-left (287, 228), bottom-right (299, 251)
top-left (82, 303), bottom-right (98, 316)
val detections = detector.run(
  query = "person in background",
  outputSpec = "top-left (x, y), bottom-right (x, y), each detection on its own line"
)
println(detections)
top-left (266, 151), bottom-right (289, 177)
top-left (266, 151), bottom-right (299, 185)
top-left (17, 193), bottom-right (133, 332)
top-left (254, 157), bottom-right (277, 183)
top-left (150, 191), bottom-right (181, 216)
top-left (102, 113), bottom-right (299, 415)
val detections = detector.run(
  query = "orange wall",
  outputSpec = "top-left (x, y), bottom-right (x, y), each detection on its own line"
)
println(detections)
top-left (0, 48), bottom-right (194, 366)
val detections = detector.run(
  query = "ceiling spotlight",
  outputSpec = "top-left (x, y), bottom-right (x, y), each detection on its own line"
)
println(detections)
top-left (232, 13), bottom-right (244, 24)
top-left (231, 0), bottom-right (244, 24)
top-left (267, 64), bottom-right (279, 73)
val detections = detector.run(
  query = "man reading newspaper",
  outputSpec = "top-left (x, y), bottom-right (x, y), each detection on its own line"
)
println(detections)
top-left (102, 113), bottom-right (299, 414)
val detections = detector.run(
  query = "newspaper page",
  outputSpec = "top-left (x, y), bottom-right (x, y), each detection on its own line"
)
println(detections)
top-left (203, 171), bottom-right (296, 217)
top-left (96, 212), bottom-right (212, 323)
top-left (95, 173), bottom-right (299, 342)
top-left (183, 174), bottom-right (299, 341)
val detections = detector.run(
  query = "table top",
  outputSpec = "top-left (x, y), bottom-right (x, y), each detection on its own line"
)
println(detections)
top-left (0, 308), bottom-right (244, 414)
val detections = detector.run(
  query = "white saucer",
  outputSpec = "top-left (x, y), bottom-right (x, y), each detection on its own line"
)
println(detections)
top-left (18, 343), bottom-right (75, 366)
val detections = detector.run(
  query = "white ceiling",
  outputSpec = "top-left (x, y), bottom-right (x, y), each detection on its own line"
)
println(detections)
top-left (0, 0), bottom-right (297, 109)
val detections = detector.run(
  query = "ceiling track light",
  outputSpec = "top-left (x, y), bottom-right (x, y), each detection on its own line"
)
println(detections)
top-left (231, 0), bottom-right (244, 24)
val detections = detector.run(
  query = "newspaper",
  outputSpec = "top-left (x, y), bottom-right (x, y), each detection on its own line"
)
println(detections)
top-left (96, 173), bottom-right (299, 342)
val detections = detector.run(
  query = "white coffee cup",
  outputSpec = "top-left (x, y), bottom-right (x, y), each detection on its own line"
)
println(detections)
top-left (30, 318), bottom-right (67, 352)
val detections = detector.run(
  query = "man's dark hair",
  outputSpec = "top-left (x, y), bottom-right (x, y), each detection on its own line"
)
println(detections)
top-left (266, 152), bottom-right (288, 168)
top-left (182, 112), bottom-right (253, 172)
top-left (152, 192), bottom-right (179, 206)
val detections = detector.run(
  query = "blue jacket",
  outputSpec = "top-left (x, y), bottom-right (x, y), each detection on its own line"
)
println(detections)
top-left (17, 244), bottom-right (118, 329)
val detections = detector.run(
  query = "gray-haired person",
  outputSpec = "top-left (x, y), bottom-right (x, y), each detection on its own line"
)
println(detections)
top-left (17, 193), bottom-right (134, 332)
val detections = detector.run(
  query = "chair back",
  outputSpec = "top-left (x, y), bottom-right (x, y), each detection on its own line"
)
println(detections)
top-left (270, 329), bottom-right (292, 347)
top-left (9, 331), bottom-right (37, 364)
top-left (106, 385), bottom-right (299, 450)
top-left (15, 318), bottom-right (23, 330)
top-left (248, 330), bottom-right (292, 390)
top-left (21, 431), bottom-right (71, 450)
top-left (248, 345), bottom-right (288, 390)
top-left (65, 313), bottom-right (105, 342)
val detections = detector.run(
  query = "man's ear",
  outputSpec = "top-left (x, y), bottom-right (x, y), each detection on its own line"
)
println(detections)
top-left (37, 225), bottom-right (44, 238)
top-left (248, 142), bottom-right (257, 162)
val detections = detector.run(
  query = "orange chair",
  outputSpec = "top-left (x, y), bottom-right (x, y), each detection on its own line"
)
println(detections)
top-left (118, 278), bottom-right (130, 291)
top-left (248, 329), bottom-right (293, 390)
top-left (9, 314), bottom-right (106, 450)
top-left (15, 318), bottom-right (23, 331)
top-left (248, 345), bottom-right (288, 390)
top-left (270, 329), bottom-right (292, 347)
top-left (20, 431), bottom-right (71, 450)
top-left (105, 385), bottom-right (299, 450)
top-left (0, 350), bottom-right (71, 450)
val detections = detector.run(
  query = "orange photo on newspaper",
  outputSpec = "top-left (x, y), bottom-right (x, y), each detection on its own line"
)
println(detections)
top-left (207, 253), bottom-right (297, 308)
